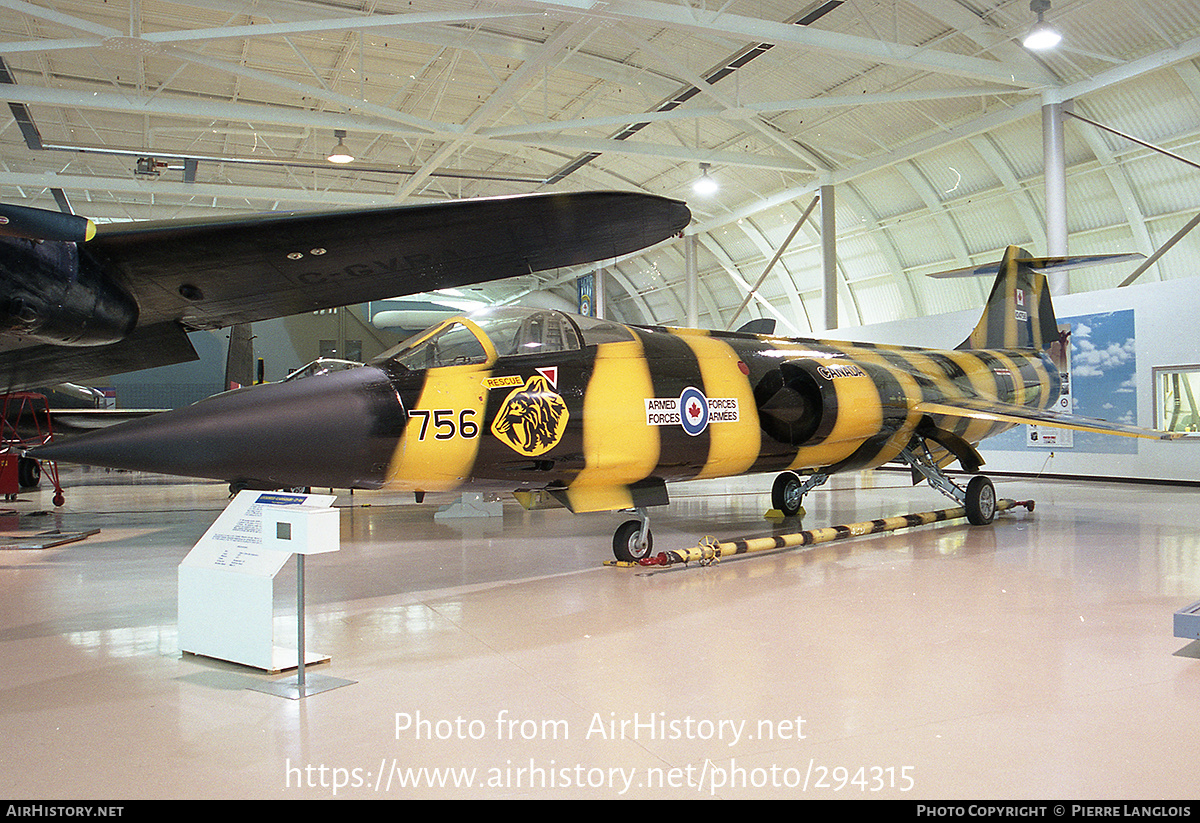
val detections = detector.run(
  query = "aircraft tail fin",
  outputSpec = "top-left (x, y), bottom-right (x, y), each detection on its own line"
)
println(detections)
top-left (956, 246), bottom-right (1058, 351)
top-left (930, 246), bottom-right (1143, 351)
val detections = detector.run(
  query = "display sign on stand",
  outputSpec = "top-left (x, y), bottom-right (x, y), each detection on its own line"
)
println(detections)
top-left (178, 490), bottom-right (355, 698)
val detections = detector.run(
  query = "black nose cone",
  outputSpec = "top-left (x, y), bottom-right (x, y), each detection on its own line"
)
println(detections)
top-left (32, 366), bottom-right (408, 489)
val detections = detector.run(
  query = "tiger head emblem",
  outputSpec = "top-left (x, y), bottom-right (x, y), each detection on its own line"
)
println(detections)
top-left (491, 375), bottom-right (569, 456)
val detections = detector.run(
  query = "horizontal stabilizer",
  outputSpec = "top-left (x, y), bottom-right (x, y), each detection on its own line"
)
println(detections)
top-left (927, 252), bottom-right (1144, 279)
top-left (915, 397), bottom-right (1186, 441)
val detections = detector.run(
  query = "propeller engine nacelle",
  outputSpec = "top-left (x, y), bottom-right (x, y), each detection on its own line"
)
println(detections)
top-left (0, 235), bottom-right (138, 346)
top-left (0, 203), bottom-right (96, 244)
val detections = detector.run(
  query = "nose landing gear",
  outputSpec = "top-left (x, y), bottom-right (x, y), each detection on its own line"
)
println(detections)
top-left (612, 508), bottom-right (653, 562)
top-left (770, 470), bottom-right (828, 517)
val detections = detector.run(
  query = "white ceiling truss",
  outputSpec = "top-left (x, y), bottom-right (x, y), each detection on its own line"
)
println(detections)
top-left (3, 0), bottom-right (1200, 330)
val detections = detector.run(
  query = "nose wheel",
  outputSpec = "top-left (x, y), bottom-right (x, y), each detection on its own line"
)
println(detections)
top-left (771, 470), bottom-right (828, 517)
top-left (613, 509), bottom-right (653, 562)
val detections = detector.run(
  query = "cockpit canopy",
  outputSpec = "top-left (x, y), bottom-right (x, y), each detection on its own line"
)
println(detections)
top-left (374, 306), bottom-right (633, 370)
top-left (283, 357), bottom-right (364, 382)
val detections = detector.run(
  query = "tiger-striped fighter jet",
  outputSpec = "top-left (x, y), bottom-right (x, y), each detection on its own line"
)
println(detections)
top-left (32, 246), bottom-right (1181, 560)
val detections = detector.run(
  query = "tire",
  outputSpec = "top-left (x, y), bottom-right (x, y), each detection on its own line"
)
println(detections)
top-left (17, 457), bottom-right (40, 489)
top-left (613, 519), bottom-right (653, 562)
top-left (965, 475), bottom-right (996, 525)
top-left (771, 471), bottom-right (804, 517)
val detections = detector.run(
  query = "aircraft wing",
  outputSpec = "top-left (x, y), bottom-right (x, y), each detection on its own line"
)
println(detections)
top-left (0, 191), bottom-right (690, 389)
top-left (915, 397), bottom-right (1187, 440)
top-left (87, 191), bottom-right (689, 331)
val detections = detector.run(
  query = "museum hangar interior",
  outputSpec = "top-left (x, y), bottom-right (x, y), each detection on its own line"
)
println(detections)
top-left (3, 0), bottom-right (1200, 800)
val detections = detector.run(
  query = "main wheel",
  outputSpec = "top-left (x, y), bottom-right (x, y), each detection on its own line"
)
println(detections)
top-left (965, 475), bottom-right (996, 525)
top-left (613, 519), bottom-right (653, 562)
top-left (771, 471), bottom-right (804, 517)
top-left (17, 457), bottom-right (40, 489)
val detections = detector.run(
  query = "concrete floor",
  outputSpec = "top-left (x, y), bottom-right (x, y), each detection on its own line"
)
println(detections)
top-left (1, 465), bottom-right (1198, 799)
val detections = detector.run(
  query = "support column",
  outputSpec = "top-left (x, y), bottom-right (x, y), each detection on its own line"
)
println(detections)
top-left (595, 266), bottom-right (606, 320)
top-left (1043, 98), bottom-right (1069, 295)
top-left (685, 234), bottom-right (698, 328)
top-left (820, 184), bottom-right (837, 331)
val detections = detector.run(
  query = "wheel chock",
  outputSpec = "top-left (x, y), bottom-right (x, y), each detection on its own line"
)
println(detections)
top-left (763, 506), bottom-right (804, 522)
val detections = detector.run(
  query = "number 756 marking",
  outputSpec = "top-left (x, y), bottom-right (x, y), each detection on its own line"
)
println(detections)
top-left (407, 408), bottom-right (480, 440)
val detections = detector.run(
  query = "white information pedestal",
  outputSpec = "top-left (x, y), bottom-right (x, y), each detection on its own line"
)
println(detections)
top-left (178, 490), bottom-right (339, 673)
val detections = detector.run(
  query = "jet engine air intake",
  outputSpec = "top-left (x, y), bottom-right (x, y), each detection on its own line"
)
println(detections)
top-left (754, 359), bottom-right (888, 448)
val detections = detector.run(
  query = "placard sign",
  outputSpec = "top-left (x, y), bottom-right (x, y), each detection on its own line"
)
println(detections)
top-left (178, 490), bottom-right (336, 670)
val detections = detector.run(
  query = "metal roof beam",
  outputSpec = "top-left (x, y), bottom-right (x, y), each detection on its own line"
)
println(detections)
top-left (157, 0), bottom-right (687, 90)
top-left (0, 6), bottom-right (545, 55)
top-left (0, 83), bottom-right (428, 135)
top-left (516, 0), bottom-right (1054, 88)
top-left (395, 17), bottom-right (596, 197)
top-left (0, 84), bottom-right (808, 173)
top-left (482, 86), bottom-right (1027, 139)
top-left (694, 31), bottom-right (1200, 234)
top-left (0, 171), bottom-right (405, 207)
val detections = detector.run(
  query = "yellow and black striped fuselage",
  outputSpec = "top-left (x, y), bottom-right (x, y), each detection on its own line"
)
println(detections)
top-left (382, 323), bottom-right (1058, 513)
top-left (20, 314), bottom-right (1060, 502)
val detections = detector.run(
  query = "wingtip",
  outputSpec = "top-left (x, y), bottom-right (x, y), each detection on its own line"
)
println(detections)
top-left (670, 199), bottom-right (692, 233)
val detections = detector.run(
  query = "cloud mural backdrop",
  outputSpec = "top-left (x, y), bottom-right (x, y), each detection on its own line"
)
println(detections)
top-left (984, 309), bottom-right (1138, 455)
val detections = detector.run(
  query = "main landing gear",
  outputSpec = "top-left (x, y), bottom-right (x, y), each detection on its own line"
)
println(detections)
top-left (609, 470), bottom-right (833, 561)
top-left (770, 433), bottom-right (999, 530)
top-left (609, 439), bottom-right (998, 562)
top-left (898, 440), bottom-right (996, 525)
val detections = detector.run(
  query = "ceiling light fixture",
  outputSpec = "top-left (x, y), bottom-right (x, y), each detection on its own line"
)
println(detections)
top-left (327, 129), bottom-right (354, 164)
top-left (1023, 0), bottom-right (1062, 51)
top-left (693, 163), bottom-right (718, 196)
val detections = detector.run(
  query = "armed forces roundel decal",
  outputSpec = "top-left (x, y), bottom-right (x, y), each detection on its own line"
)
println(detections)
top-left (490, 374), bottom-right (569, 456)
top-left (679, 386), bottom-right (709, 436)
top-left (645, 386), bottom-right (740, 436)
